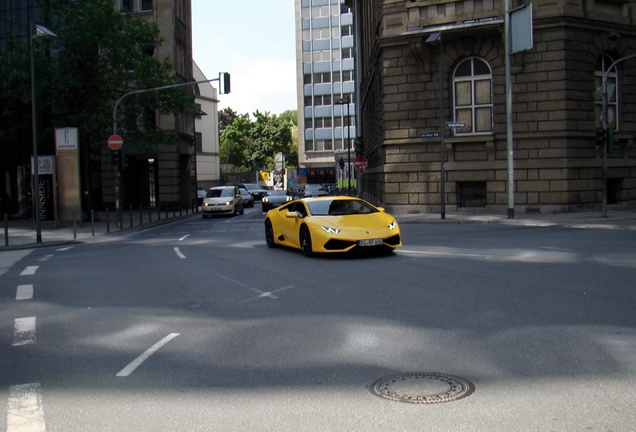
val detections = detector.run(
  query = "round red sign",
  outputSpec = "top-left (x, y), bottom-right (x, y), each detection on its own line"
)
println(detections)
top-left (108, 134), bottom-right (123, 151)
top-left (354, 155), bottom-right (368, 171)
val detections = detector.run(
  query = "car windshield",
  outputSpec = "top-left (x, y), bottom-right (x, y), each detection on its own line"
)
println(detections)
top-left (267, 190), bottom-right (288, 196)
top-left (307, 199), bottom-right (379, 216)
top-left (207, 188), bottom-right (233, 198)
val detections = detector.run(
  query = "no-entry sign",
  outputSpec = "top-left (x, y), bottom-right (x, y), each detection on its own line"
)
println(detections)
top-left (108, 134), bottom-right (123, 151)
top-left (354, 155), bottom-right (368, 171)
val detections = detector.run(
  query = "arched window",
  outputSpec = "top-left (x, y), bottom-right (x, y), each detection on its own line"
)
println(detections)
top-left (595, 54), bottom-right (618, 130)
top-left (452, 57), bottom-right (493, 135)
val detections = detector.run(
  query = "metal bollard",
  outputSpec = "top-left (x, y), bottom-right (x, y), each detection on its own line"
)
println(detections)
top-left (106, 208), bottom-right (110, 233)
top-left (139, 204), bottom-right (143, 226)
top-left (4, 213), bottom-right (8, 246)
top-left (130, 204), bottom-right (133, 228)
top-left (72, 210), bottom-right (77, 239)
top-left (91, 210), bottom-right (95, 236)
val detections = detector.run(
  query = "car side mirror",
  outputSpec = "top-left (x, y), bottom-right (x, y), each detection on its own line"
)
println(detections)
top-left (376, 206), bottom-right (385, 212)
top-left (286, 211), bottom-right (299, 219)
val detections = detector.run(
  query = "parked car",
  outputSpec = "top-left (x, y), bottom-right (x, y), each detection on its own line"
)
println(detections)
top-left (261, 190), bottom-right (293, 212)
top-left (239, 183), bottom-right (269, 201)
top-left (264, 196), bottom-right (402, 257)
top-left (202, 186), bottom-right (244, 218)
top-left (239, 188), bottom-right (255, 208)
top-left (303, 184), bottom-right (328, 197)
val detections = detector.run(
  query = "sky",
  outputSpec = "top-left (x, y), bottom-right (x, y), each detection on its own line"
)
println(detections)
top-left (191, 1), bottom-right (297, 116)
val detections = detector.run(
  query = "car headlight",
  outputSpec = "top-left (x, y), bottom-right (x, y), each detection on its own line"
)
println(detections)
top-left (225, 201), bottom-right (232, 206)
top-left (203, 202), bottom-right (209, 207)
top-left (263, 197), bottom-right (269, 203)
top-left (286, 196), bottom-right (293, 202)
top-left (320, 225), bottom-right (340, 234)
top-left (388, 220), bottom-right (397, 230)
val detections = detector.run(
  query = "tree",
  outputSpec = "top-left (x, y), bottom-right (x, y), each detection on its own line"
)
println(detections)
top-left (0, 0), bottom-right (194, 213)
top-left (218, 107), bottom-right (247, 135)
top-left (219, 109), bottom-right (298, 171)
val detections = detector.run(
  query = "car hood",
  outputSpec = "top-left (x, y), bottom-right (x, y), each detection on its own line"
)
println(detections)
top-left (309, 212), bottom-right (396, 230)
top-left (204, 197), bottom-right (236, 204)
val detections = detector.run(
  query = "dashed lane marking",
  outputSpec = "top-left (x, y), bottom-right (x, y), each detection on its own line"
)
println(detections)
top-left (173, 247), bottom-right (187, 259)
top-left (7, 383), bottom-right (46, 432)
top-left (20, 266), bottom-right (39, 276)
top-left (16, 284), bottom-right (34, 301)
top-left (13, 317), bottom-right (36, 346)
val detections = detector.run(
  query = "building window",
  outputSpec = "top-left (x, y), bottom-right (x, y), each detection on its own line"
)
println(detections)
top-left (595, 53), bottom-right (618, 130)
top-left (457, 181), bottom-right (487, 207)
top-left (119, 0), bottom-right (133, 12)
top-left (139, 0), bottom-right (153, 12)
top-left (452, 57), bottom-right (493, 135)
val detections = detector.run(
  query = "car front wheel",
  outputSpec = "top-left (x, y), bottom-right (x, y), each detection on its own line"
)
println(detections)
top-left (265, 219), bottom-right (277, 248)
top-left (299, 225), bottom-right (313, 257)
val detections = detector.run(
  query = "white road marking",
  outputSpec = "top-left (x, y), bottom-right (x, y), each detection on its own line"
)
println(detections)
top-left (173, 247), bottom-right (187, 259)
top-left (16, 284), bottom-right (34, 301)
top-left (57, 246), bottom-right (74, 251)
top-left (38, 254), bottom-right (53, 262)
top-left (179, 234), bottom-right (191, 241)
top-left (398, 249), bottom-right (492, 258)
top-left (20, 266), bottom-right (39, 276)
top-left (116, 333), bottom-right (181, 377)
top-left (7, 383), bottom-right (46, 432)
top-left (248, 285), bottom-right (295, 301)
top-left (13, 317), bottom-right (36, 346)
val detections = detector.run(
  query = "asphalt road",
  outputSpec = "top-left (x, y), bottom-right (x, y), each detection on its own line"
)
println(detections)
top-left (1, 207), bottom-right (635, 431)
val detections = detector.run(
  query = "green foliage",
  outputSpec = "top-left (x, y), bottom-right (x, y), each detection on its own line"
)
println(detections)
top-left (220, 109), bottom-right (298, 171)
top-left (0, 0), bottom-right (194, 156)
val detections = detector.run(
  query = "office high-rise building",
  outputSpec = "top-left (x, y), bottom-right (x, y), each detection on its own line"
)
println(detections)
top-left (295, 0), bottom-right (355, 185)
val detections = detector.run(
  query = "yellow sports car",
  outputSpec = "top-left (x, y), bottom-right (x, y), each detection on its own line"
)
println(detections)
top-left (264, 196), bottom-right (402, 257)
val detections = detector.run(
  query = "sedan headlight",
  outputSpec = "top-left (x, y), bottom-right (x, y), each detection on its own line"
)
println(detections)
top-left (263, 197), bottom-right (269, 203)
top-left (388, 220), bottom-right (397, 230)
top-left (320, 225), bottom-right (340, 234)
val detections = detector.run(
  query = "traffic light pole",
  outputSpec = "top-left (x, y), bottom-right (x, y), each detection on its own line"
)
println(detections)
top-left (112, 74), bottom-right (230, 227)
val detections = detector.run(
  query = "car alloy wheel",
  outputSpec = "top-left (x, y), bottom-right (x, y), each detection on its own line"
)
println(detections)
top-left (300, 225), bottom-right (313, 257)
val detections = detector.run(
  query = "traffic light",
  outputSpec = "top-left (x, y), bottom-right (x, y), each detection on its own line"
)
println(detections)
top-left (354, 137), bottom-right (364, 155)
top-left (608, 128), bottom-right (619, 153)
top-left (221, 72), bottom-right (231, 94)
top-left (595, 127), bottom-right (606, 147)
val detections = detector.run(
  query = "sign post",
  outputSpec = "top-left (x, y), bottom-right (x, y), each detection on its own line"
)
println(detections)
top-left (108, 134), bottom-right (123, 228)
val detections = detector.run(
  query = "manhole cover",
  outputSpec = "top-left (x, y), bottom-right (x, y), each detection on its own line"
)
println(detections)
top-left (369, 372), bottom-right (475, 404)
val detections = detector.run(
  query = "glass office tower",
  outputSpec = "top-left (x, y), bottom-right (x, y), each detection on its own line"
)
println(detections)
top-left (295, 0), bottom-right (355, 183)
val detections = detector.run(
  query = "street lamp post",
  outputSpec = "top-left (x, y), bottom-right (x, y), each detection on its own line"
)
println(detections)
top-left (426, 32), bottom-right (445, 219)
top-left (30, 23), bottom-right (57, 243)
top-left (335, 96), bottom-right (351, 192)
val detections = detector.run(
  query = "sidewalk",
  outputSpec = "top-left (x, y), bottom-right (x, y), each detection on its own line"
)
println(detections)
top-left (2, 207), bottom-right (636, 251)
top-left (1, 207), bottom-right (199, 251)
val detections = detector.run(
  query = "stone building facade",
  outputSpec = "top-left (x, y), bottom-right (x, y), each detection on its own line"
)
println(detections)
top-left (101, 0), bottom-right (196, 210)
top-left (355, 0), bottom-right (636, 214)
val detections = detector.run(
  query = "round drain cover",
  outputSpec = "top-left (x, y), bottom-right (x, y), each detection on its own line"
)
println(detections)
top-left (369, 372), bottom-right (475, 404)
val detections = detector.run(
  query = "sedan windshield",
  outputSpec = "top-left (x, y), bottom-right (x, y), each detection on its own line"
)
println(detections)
top-left (207, 188), bottom-right (233, 198)
top-left (307, 199), bottom-right (378, 216)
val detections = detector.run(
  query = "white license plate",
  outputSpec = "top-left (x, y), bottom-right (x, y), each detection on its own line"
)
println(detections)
top-left (358, 238), bottom-right (383, 247)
